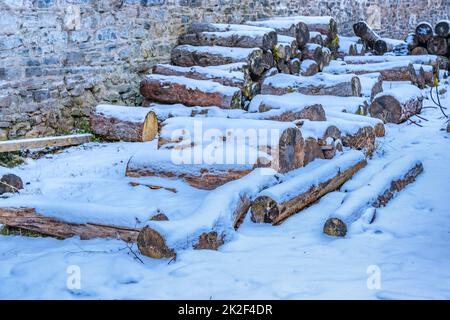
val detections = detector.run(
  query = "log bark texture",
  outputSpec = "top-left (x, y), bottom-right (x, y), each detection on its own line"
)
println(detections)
top-left (370, 89), bottom-right (423, 124)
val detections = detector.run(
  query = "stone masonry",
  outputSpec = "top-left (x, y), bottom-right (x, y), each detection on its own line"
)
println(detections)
top-left (0, 0), bottom-right (448, 139)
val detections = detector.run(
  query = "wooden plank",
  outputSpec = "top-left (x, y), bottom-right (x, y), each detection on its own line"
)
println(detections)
top-left (0, 134), bottom-right (92, 153)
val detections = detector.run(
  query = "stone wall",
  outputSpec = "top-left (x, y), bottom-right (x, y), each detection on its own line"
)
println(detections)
top-left (0, 0), bottom-right (449, 139)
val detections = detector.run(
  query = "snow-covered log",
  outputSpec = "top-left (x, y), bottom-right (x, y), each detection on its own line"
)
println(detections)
top-left (90, 105), bottom-right (158, 142)
top-left (137, 169), bottom-right (282, 258)
top-left (343, 54), bottom-right (442, 67)
top-left (300, 59), bottom-right (319, 76)
top-left (325, 110), bottom-right (385, 137)
top-left (245, 19), bottom-right (310, 48)
top-left (411, 47), bottom-right (428, 56)
top-left (435, 20), bottom-right (450, 38)
top-left (0, 207), bottom-right (139, 242)
top-left (427, 36), bottom-right (448, 56)
top-left (140, 74), bottom-right (242, 109)
top-left (249, 92), bottom-right (367, 115)
top-left (288, 58), bottom-right (301, 75)
top-left (261, 73), bottom-right (361, 97)
top-left (309, 31), bottom-right (324, 46)
top-left (178, 29), bottom-right (277, 51)
top-left (0, 134), bottom-right (92, 153)
top-left (358, 72), bottom-right (383, 101)
top-left (302, 43), bottom-right (323, 67)
top-left (278, 35), bottom-right (298, 57)
top-left (353, 21), bottom-right (388, 55)
top-left (186, 22), bottom-right (275, 35)
top-left (171, 45), bottom-right (265, 77)
top-left (323, 156), bottom-right (423, 237)
top-left (251, 151), bottom-right (367, 225)
top-left (370, 85), bottom-right (423, 123)
top-left (415, 22), bottom-right (433, 44)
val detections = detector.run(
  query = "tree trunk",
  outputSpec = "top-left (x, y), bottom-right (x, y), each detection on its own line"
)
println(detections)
top-left (302, 43), bottom-right (323, 67)
top-left (90, 105), bottom-right (158, 142)
top-left (245, 20), bottom-right (310, 48)
top-left (288, 58), bottom-right (301, 75)
top-left (405, 32), bottom-right (419, 51)
top-left (411, 46), bottom-right (428, 55)
top-left (0, 207), bottom-right (139, 242)
top-left (324, 157), bottom-right (423, 237)
top-left (370, 85), bottom-right (424, 123)
top-left (140, 74), bottom-right (242, 109)
top-left (251, 151), bottom-right (366, 225)
top-left (0, 134), bottom-right (92, 153)
top-left (325, 110), bottom-right (385, 137)
top-left (178, 30), bottom-right (277, 51)
top-left (171, 45), bottom-right (265, 77)
top-left (353, 21), bottom-right (387, 55)
top-left (427, 36), bottom-right (448, 56)
top-left (261, 73), bottom-right (361, 97)
top-left (415, 22), bottom-right (434, 45)
top-left (300, 59), bottom-right (319, 76)
top-left (435, 20), bottom-right (450, 38)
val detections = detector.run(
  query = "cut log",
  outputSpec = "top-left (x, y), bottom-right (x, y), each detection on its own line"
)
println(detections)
top-left (245, 19), bottom-right (310, 48)
top-left (273, 42), bottom-right (292, 62)
top-left (288, 58), bottom-right (301, 75)
top-left (0, 134), bottom-right (92, 153)
top-left (90, 105), bottom-right (158, 142)
top-left (249, 92), bottom-right (368, 115)
top-left (178, 30), bottom-right (277, 51)
top-left (358, 72), bottom-right (383, 101)
top-left (325, 110), bottom-right (385, 137)
top-left (370, 85), bottom-right (423, 123)
top-left (353, 21), bottom-right (388, 55)
top-left (261, 73), bottom-right (361, 97)
top-left (251, 150), bottom-right (366, 225)
top-left (0, 207), bottom-right (139, 242)
top-left (171, 45), bottom-right (265, 77)
top-left (405, 33), bottom-right (419, 52)
top-left (323, 60), bottom-right (419, 82)
top-left (276, 59), bottom-right (290, 74)
top-left (302, 43), bottom-right (323, 69)
top-left (415, 22), bottom-right (434, 44)
top-left (411, 46), bottom-right (428, 55)
top-left (309, 31), bottom-right (324, 46)
top-left (186, 22), bottom-right (275, 35)
top-left (300, 59), bottom-right (319, 76)
top-left (140, 74), bottom-right (242, 109)
top-left (155, 117), bottom-right (305, 174)
top-left (435, 20), bottom-right (450, 38)
top-left (137, 169), bottom-right (281, 258)
top-left (343, 54), bottom-right (442, 67)
top-left (323, 156), bottom-right (423, 237)
top-left (427, 36), bottom-right (448, 56)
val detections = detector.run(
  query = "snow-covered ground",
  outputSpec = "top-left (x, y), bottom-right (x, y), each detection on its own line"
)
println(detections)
top-left (0, 83), bottom-right (449, 299)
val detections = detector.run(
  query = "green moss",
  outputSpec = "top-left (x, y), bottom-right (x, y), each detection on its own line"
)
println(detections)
top-left (70, 117), bottom-right (103, 142)
top-left (0, 152), bottom-right (25, 168)
top-left (0, 225), bottom-right (49, 238)
top-left (272, 45), bottom-right (280, 62)
top-left (287, 87), bottom-right (295, 93)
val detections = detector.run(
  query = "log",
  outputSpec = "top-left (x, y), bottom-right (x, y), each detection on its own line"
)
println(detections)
top-left (261, 73), bottom-right (361, 97)
top-left (276, 59), bottom-right (290, 74)
top-left (427, 36), bottom-right (448, 56)
top-left (370, 85), bottom-right (423, 123)
top-left (137, 169), bottom-right (281, 258)
top-left (245, 19), bottom-right (310, 48)
top-left (343, 54), bottom-right (442, 67)
top-left (251, 150), bottom-right (367, 225)
top-left (325, 110), bottom-right (385, 137)
top-left (309, 31), bottom-right (324, 46)
top-left (415, 22), bottom-right (434, 45)
top-left (171, 45), bottom-right (265, 77)
top-left (248, 92), bottom-right (368, 115)
top-left (411, 46), bottom-right (428, 55)
top-left (353, 21), bottom-right (388, 55)
top-left (140, 74), bottom-right (242, 109)
top-left (273, 16), bottom-right (338, 45)
top-left (277, 35), bottom-right (299, 57)
top-left (435, 20), bottom-right (450, 38)
top-left (156, 117), bottom-right (305, 174)
top-left (273, 42), bottom-right (292, 62)
top-left (323, 156), bottom-right (423, 237)
top-left (186, 22), bottom-right (275, 35)
top-left (0, 207), bottom-right (139, 242)
top-left (178, 29), bottom-right (277, 51)
top-left (358, 72), bottom-right (383, 101)
top-left (405, 32), bottom-right (419, 51)
top-left (0, 134), bottom-right (92, 153)
top-left (300, 59), bottom-right (319, 76)
top-left (288, 58), bottom-right (301, 75)
top-left (90, 105), bottom-right (158, 142)
top-left (302, 43), bottom-right (323, 68)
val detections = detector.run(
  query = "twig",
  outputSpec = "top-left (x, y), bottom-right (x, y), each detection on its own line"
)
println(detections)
top-left (125, 242), bottom-right (144, 264)
top-left (408, 119), bottom-right (423, 127)
top-left (0, 181), bottom-right (20, 192)
top-left (414, 114), bottom-right (429, 121)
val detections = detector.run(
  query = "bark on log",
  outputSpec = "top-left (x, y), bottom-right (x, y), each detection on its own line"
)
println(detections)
top-left (370, 85), bottom-right (424, 123)
top-left (187, 22), bottom-right (275, 35)
top-left (273, 16), bottom-right (337, 45)
top-left (309, 31), bottom-right (324, 46)
top-left (435, 20), bottom-right (450, 38)
top-left (0, 134), bottom-right (92, 153)
top-left (178, 30), bottom-right (277, 51)
top-left (90, 105), bottom-right (158, 142)
top-left (0, 207), bottom-right (139, 242)
top-left (140, 74), bottom-right (242, 109)
top-left (288, 58), bottom-right (301, 75)
top-left (325, 110), bottom-right (385, 137)
top-left (415, 22), bottom-right (434, 45)
top-left (343, 54), bottom-right (442, 67)
top-left (251, 151), bottom-right (366, 225)
top-left (261, 73), bottom-right (361, 97)
top-left (353, 21), bottom-right (387, 55)
top-left (171, 45), bottom-right (265, 77)
top-left (427, 36), bottom-right (448, 56)
top-left (302, 43), bottom-right (323, 68)
top-left (411, 47), bottom-right (428, 55)
top-left (358, 72), bottom-right (383, 101)
top-left (324, 157), bottom-right (423, 237)
top-left (405, 33), bottom-right (419, 51)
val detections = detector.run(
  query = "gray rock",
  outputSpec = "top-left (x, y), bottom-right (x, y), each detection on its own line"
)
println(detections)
top-left (0, 174), bottom-right (24, 195)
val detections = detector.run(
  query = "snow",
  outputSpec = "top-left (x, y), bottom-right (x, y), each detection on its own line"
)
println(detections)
top-left (248, 92), bottom-right (366, 114)
top-left (202, 23), bottom-right (276, 34)
top-left (277, 35), bottom-right (296, 45)
top-left (272, 15), bottom-right (334, 25)
top-left (95, 105), bottom-right (153, 122)
top-left (331, 156), bottom-right (422, 224)
top-left (257, 151), bottom-right (365, 203)
top-left (201, 30), bottom-right (271, 39)
top-left (343, 55), bottom-right (439, 65)
top-left (1, 75), bottom-right (450, 300)
top-left (0, 133), bottom-right (92, 147)
top-left (263, 72), bottom-right (357, 88)
top-left (144, 74), bottom-right (240, 96)
top-left (153, 63), bottom-right (246, 82)
top-left (325, 110), bottom-right (383, 129)
top-left (246, 20), bottom-right (297, 31)
top-left (358, 72), bottom-right (382, 98)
